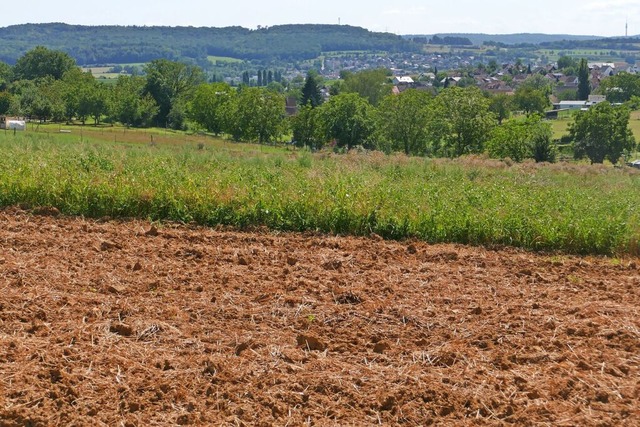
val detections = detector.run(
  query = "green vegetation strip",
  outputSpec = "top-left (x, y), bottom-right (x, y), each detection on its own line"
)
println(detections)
top-left (1, 132), bottom-right (639, 256)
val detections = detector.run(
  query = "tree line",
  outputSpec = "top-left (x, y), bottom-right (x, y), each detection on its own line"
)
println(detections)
top-left (0, 23), bottom-right (419, 65)
top-left (0, 47), bottom-right (637, 165)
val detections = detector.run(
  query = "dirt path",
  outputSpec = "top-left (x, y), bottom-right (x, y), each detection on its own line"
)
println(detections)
top-left (1, 207), bottom-right (639, 426)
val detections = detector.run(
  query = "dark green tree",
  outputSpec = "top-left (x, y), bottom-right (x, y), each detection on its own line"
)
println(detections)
top-left (143, 59), bottom-right (205, 128)
top-left (57, 67), bottom-right (95, 123)
top-left (519, 74), bottom-right (552, 95)
top-left (88, 83), bottom-right (109, 126)
top-left (291, 104), bottom-right (323, 150)
top-left (13, 46), bottom-right (76, 81)
top-left (488, 93), bottom-right (513, 125)
top-left (577, 58), bottom-right (591, 101)
top-left (225, 87), bottom-right (286, 143)
top-left (429, 86), bottom-right (496, 156)
top-left (570, 102), bottom-right (636, 164)
top-left (317, 92), bottom-right (376, 150)
top-left (376, 89), bottom-right (433, 155)
top-left (0, 91), bottom-right (12, 115)
top-left (257, 70), bottom-right (263, 87)
top-left (487, 114), bottom-right (556, 163)
top-left (15, 81), bottom-right (52, 122)
top-left (0, 61), bottom-right (12, 90)
top-left (513, 87), bottom-right (549, 115)
top-left (598, 72), bottom-right (640, 103)
top-left (341, 68), bottom-right (392, 106)
top-left (109, 75), bottom-right (158, 127)
top-left (557, 56), bottom-right (577, 70)
top-left (188, 82), bottom-right (235, 134)
top-left (300, 71), bottom-right (323, 107)
top-left (38, 77), bottom-right (67, 122)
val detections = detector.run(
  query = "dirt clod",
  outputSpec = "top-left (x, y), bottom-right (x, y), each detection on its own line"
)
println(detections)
top-left (296, 334), bottom-right (326, 351)
top-left (286, 256), bottom-right (298, 266)
top-left (32, 206), bottom-right (60, 217)
top-left (470, 306), bottom-right (482, 315)
top-left (322, 259), bottom-right (342, 270)
top-left (373, 341), bottom-right (391, 354)
top-left (145, 226), bottom-right (159, 236)
top-left (100, 240), bottom-right (121, 251)
top-left (110, 323), bottom-right (134, 337)
top-left (336, 292), bottom-right (362, 305)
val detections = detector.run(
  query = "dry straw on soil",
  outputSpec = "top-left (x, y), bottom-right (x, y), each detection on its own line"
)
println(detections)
top-left (1, 207), bottom-right (639, 425)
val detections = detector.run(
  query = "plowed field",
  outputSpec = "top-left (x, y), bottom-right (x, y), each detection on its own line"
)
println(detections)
top-left (1, 207), bottom-right (639, 426)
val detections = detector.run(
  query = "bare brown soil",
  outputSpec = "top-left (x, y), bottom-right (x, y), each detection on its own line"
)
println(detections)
top-left (1, 207), bottom-right (639, 426)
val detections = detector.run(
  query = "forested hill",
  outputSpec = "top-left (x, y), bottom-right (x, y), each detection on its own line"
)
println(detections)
top-left (0, 23), bottom-right (419, 65)
top-left (404, 33), bottom-right (602, 45)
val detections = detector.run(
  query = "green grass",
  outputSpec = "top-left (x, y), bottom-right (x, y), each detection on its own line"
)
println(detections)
top-left (207, 56), bottom-right (244, 64)
top-left (536, 49), bottom-right (631, 62)
top-left (630, 111), bottom-right (640, 143)
top-left (550, 116), bottom-right (573, 139)
top-left (1, 129), bottom-right (639, 256)
top-left (549, 110), bottom-right (640, 143)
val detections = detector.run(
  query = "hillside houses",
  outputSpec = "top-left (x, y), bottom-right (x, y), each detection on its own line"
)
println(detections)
top-left (553, 95), bottom-right (607, 111)
top-left (293, 49), bottom-right (638, 108)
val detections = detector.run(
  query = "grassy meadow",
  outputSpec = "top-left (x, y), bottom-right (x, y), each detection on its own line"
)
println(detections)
top-left (1, 127), bottom-right (640, 256)
top-left (551, 110), bottom-right (640, 143)
top-left (207, 56), bottom-right (244, 65)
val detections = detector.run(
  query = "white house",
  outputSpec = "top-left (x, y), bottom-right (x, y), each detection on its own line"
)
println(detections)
top-left (393, 76), bottom-right (414, 85)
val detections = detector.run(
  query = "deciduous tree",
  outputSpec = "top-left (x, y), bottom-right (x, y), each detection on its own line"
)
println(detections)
top-left (570, 102), bottom-right (636, 164)
top-left (488, 93), bottom-right (512, 125)
top-left (188, 82), bottom-right (235, 134)
top-left (341, 69), bottom-right (391, 106)
top-left (0, 91), bottom-right (12, 115)
top-left (109, 75), bottom-right (158, 127)
top-left (429, 86), bottom-right (495, 156)
top-left (291, 104), bottom-right (323, 150)
top-left (144, 59), bottom-right (205, 128)
top-left (513, 87), bottom-right (549, 115)
top-left (487, 115), bottom-right (556, 163)
top-left (0, 61), bottom-right (12, 90)
top-left (225, 87), bottom-right (286, 143)
top-left (317, 92), bottom-right (376, 150)
top-left (376, 89), bottom-right (432, 155)
top-left (598, 72), bottom-right (640, 103)
top-left (13, 46), bottom-right (76, 81)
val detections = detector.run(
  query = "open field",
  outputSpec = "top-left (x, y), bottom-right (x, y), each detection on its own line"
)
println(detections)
top-left (1, 126), bottom-right (639, 425)
top-left (549, 115), bottom-right (572, 139)
top-left (1, 129), bottom-right (639, 256)
top-left (207, 56), bottom-right (244, 65)
top-left (0, 207), bottom-right (638, 425)
top-left (550, 110), bottom-right (640, 143)
top-left (80, 66), bottom-right (122, 79)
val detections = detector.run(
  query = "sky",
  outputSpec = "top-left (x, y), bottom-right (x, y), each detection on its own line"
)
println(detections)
top-left (2, 0), bottom-right (639, 37)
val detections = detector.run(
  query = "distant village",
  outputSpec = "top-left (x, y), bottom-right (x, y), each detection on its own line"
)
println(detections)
top-left (219, 49), bottom-right (639, 111)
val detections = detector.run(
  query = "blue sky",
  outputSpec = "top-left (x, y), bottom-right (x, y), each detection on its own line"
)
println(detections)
top-left (2, 0), bottom-right (638, 37)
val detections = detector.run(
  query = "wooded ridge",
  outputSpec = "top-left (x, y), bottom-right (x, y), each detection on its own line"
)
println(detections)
top-left (0, 23), bottom-right (419, 65)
